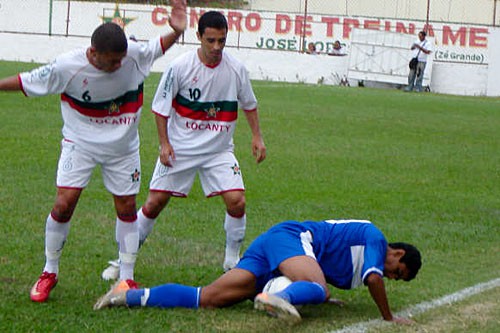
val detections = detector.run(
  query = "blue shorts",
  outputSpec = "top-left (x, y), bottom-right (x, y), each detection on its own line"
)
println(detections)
top-left (236, 221), bottom-right (316, 291)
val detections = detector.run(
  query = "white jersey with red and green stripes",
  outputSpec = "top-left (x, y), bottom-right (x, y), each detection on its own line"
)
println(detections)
top-left (18, 38), bottom-right (164, 157)
top-left (152, 50), bottom-right (258, 156)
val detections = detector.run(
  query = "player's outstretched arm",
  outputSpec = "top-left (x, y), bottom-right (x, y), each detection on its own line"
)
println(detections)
top-left (160, 0), bottom-right (187, 51)
top-left (366, 273), bottom-right (414, 324)
top-left (0, 75), bottom-right (22, 91)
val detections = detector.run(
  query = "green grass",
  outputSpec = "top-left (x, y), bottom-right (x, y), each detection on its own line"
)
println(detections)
top-left (0, 60), bottom-right (499, 332)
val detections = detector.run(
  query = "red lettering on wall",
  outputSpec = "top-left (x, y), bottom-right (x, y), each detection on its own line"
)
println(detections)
top-left (443, 26), bottom-right (467, 46)
top-left (152, 7), bottom-right (168, 26)
top-left (343, 18), bottom-right (360, 38)
top-left (321, 17), bottom-right (340, 37)
top-left (276, 14), bottom-right (291, 34)
top-left (295, 15), bottom-right (312, 36)
top-left (364, 19), bottom-right (380, 30)
top-left (227, 11), bottom-right (243, 31)
top-left (396, 22), bottom-right (416, 34)
top-left (422, 24), bottom-right (435, 37)
top-left (469, 27), bottom-right (488, 47)
top-left (189, 8), bottom-right (204, 29)
top-left (245, 13), bottom-right (261, 32)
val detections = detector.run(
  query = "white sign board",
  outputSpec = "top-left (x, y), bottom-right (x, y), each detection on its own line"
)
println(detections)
top-left (347, 28), bottom-right (433, 87)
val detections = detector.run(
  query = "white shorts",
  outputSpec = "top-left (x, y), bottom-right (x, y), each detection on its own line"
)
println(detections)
top-left (149, 151), bottom-right (245, 197)
top-left (56, 139), bottom-right (141, 196)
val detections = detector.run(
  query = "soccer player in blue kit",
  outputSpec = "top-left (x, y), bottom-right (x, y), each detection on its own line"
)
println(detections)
top-left (94, 219), bottom-right (422, 325)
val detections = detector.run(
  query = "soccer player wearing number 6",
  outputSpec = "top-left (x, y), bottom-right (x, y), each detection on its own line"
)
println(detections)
top-left (95, 219), bottom-right (421, 325)
top-left (101, 11), bottom-right (266, 280)
top-left (0, 0), bottom-right (187, 302)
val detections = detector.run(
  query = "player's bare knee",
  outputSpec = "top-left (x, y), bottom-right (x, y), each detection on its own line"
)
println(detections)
top-left (143, 192), bottom-right (170, 218)
top-left (226, 196), bottom-right (245, 217)
top-left (52, 200), bottom-right (76, 221)
top-left (114, 195), bottom-right (137, 215)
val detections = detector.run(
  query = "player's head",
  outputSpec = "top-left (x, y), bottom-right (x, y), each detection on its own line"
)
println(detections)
top-left (418, 30), bottom-right (427, 40)
top-left (387, 242), bottom-right (422, 281)
top-left (198, 11), bottom-right (228, 36)
top-left (196, 11), bottom-right (228, 65)
top-left (89, 22), bottom-right (128, 73)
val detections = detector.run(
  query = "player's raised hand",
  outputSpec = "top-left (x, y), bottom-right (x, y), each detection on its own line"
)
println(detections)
top-left (169, 0), bottom-right (187, 34)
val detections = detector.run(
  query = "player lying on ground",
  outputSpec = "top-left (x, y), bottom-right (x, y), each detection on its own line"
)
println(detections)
top-left (94, 219), bottom-right (422, 324)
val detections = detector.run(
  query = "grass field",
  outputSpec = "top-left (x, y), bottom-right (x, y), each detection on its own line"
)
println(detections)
top-left (0, 59), bottom-right (499, 332)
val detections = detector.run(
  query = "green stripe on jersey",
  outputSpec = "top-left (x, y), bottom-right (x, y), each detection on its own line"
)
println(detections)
top-left (176, 95), bottom-right (238, 112)
top-left (65, 83), bottom-right (144, 110)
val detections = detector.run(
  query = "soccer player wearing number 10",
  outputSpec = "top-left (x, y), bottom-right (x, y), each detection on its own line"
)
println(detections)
top-left (0, 0), bottom-right (187, 302)
top-left (101, 11), bottom-right (267, 280)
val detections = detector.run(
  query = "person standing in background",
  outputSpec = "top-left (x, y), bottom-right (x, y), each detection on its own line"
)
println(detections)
top-left (405, 31), bottom-right (432, 92)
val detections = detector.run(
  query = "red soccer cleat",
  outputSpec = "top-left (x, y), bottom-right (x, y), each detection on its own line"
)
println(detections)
top-left (93, 279), bottom-right (139, 310)
top-left (124, 279), bottom-right (139, 289)
top-left (30, 271), bottom-right (58, 302)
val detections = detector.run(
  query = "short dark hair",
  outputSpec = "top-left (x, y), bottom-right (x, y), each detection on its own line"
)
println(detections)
top-left (389, 242), bottom-right (422, 281)
top-left (198, 11), bottom-right (228, 36)
top-left (420, 30), bottom-right (427, 37)
top-left (91, 22), bottom-right (128, 53)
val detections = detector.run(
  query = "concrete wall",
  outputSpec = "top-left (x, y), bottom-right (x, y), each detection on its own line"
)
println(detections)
top-left (0, 1), bottom-right (498, 96)
top-left (248, 0), bottom-right (498, 25)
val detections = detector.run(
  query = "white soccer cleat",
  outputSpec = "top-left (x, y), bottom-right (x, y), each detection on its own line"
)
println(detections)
top-left (254, 293), bottom-right (302, 324)
top-left (223, 248), bottom-right (240, 272)
top-left (101, 259), bottom-right (120, 281)
top-left (93, 279), bottom-right (134, 310)
top-left (223, 256), bottom-right (240, 272)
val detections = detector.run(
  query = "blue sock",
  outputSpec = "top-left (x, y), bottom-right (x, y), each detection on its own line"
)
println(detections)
top-left (126, 284), bottom-right (201, 308)
top-left (273, 281), bottom-right (326, 305)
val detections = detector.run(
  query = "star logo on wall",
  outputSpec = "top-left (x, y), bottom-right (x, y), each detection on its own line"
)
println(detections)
top-left (101, 4), bottom-right (136, 30)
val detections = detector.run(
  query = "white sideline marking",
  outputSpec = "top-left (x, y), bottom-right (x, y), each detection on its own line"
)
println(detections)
top-left (330, 277), bottom-right (500, 333)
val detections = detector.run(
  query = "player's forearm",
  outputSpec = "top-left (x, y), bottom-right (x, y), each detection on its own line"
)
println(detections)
top-left (366, 274), bottom-right (393, 321)
top-left (154, 114), bottom-right (170, 147)
top-left (0, 75), bottom-right (22, 91)
top-left (160, 31), bottom-right (183, 53)
top-left (244, 110), bottom-right (264, 140)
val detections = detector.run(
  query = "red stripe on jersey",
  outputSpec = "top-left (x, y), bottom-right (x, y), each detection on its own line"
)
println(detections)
top-left (18, 74), bottom-right (28, 96)
top-left (61, 93), bottom-right (143, 118)
top-left (173, 100), bottom-right (238, 122)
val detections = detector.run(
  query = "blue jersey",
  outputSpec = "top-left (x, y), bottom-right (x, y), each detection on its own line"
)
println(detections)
top-left (237, 219), bottom-right (387, 291)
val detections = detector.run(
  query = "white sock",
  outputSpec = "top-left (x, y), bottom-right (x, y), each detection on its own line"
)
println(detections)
top-left (44, 214), bottom-right (70, 275)
top-left (223, 213), bottom-right (246, 270)
top-left (115, 217), bottom-right (139, 280)
top-left (137, 207), bottom-right (156, 246)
